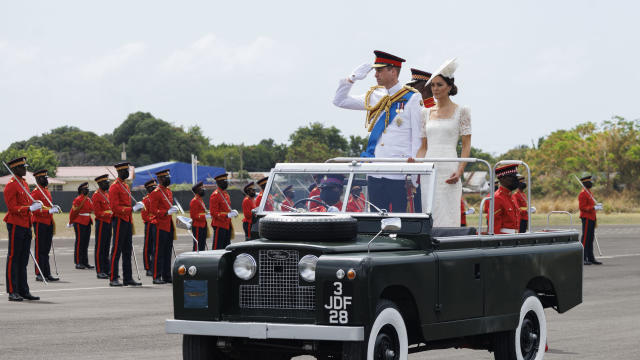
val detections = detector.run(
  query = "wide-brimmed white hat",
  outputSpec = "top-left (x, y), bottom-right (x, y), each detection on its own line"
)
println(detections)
top-left (426, 58), bottom-right (458, 85)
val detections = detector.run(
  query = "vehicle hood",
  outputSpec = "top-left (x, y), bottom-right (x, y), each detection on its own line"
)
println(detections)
top-left (226, 235), bottom-right (420, 254)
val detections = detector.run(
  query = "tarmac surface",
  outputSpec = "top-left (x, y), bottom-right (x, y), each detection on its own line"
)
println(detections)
top-left (0, 224), bottom-right (639, 360)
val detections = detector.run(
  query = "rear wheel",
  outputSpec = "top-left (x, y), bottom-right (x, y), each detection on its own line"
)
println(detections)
top-left (494, 290), bottom-right (547, 360)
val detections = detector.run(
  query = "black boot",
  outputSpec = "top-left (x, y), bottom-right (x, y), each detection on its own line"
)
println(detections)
top-left (21, 293), bottom-right (40, 301)
top-left (124, 280), bottom-right (142, 286)
top-left (8, 293), bottom-right (23, 302)
top-left (46, 275), bottom-right (60, 281)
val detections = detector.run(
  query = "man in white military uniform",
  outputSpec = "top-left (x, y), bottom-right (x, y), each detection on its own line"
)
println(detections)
top-left (333, 50), bottom-right (422, 212)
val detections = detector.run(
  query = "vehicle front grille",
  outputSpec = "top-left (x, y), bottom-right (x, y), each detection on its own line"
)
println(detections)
top-left (239, 250), bottom-right (315, 310)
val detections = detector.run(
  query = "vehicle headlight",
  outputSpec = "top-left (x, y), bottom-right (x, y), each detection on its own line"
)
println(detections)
top-left (298, 255), bottom-right (319, 282)
top-left (233, 253), bottom-right (257, 280)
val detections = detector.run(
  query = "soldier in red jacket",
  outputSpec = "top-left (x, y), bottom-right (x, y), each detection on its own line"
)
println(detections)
top-left (241, 182), bottom-right (257, 240)
top-left (280, 185), bottom-right (295, 211)
top-left (4, 157), bottom-right (42, 301)
top-left (108, 162), bottom-right (143, 287)
top-left (190, 181), bottom-right (210, 251)
top-left (255, 176), bottom-right (275, 211)
top-left (512, 175), bottom-right (530, 233)
top-left (92, 174), bottom-right (112, 279)
top-left (141, 179), bottom-right (157, 277)
top-left (579, 175), bottom-right (602, 265)
top-left (70, 182), bottom-right (94, 270)
top-left (489, 164), bottom-right (520, 234)
top-left (210, 173), bottom-right (238, 249)
top-left (31, 169), bottom-right (60, 282)
top-left (149, 169), bottom-right (178, 284)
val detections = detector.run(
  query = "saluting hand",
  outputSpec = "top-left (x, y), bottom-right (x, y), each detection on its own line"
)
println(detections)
top-left (349, 63), bottom-right (373, 82)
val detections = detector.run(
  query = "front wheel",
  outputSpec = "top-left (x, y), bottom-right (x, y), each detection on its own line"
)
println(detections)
top-left (494, 290), bottom-right (547, 360)
top-left (343, 299), bottom-right (408, 359)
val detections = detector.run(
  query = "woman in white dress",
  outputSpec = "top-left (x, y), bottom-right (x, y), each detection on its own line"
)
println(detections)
top-left (415, 59), bottom-right (471, 227)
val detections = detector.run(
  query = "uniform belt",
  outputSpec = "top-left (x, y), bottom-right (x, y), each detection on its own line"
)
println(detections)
top-left (79, 213), bottom-right (91, 216)
top-left (499, 228), bottom-right (517, 234)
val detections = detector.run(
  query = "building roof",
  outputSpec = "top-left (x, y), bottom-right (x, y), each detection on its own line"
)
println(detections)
top-left (55, 166), bottom-right (135, 181)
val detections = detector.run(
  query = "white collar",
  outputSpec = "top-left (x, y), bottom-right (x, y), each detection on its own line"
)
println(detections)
top-left (387, 81), bottom-right (402, 96)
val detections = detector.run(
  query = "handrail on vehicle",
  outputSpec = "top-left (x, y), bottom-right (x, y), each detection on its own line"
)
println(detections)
top-left (546, 211), bottom-right (574, 227)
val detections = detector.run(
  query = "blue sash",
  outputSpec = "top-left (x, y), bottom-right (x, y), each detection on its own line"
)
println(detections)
top-left (361, 91), bottom-right (414, 157)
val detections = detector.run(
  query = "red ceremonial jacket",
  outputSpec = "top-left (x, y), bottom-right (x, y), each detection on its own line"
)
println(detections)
top-left (460, 199), bottom-right (467, 226)
top-left (255, 191), bottom-right (274, 211)
top-left (280, 198), bottom-right (294, 212)
top-left (141, 195), bottom-right (156, 224)
top-left (149, 185), bottom-right (174, 232)
top-left (109, 178), bottom-right (132, 223)
top-left (311, 201), bottom-right (343, 212)
top-left (491, 186), bottom-right (519, 234)
top-left (92, 189), bottom-right (112, 224)
top-left (31, 187), bottom-right (53, 225)
top-left (3, 176), bottom-right (32, 228)
top-left (242, 196), bottom-right (256, 223)
top-left (69, 195), bottom-right (93, 226)
top-left (579, 189), bottom-right (596, 221)
top-left (190, 195), bottom-right (208, 228)
top-left (512, 190), bottom-right (528, 221)
top-left (210, 189), bottom-right (232, 229)
top-left (346, 194), bottom-right (364, 212)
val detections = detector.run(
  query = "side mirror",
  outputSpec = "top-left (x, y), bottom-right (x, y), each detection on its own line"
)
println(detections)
top-left (381, 217), bottom-right (401, 232)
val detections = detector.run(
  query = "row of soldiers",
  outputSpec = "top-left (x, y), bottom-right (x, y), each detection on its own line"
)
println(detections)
top-left (3, 156), bottom-right (276, 302)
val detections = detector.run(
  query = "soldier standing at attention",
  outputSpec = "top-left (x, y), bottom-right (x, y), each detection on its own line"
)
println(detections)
top-left (31, 169), bottom-right (60, 282)
top-left (142, 179), bottom-right (157, 276)
top-left (255, 176), bottom-right (274, 211)
top-left (4, 157), bottom-right (42, 301)
top-left (241, 182), bottom-right (257, 240)
top-left (108, 162), bottom-right (144, 287)
top-left (333, 50), bottom-right (423, 212)
top-left (189, 181), bottom-right (210, 251)
top-left (149, 169), bottom-right (178, 284)
top-left (92, 175), bottom-right (112, 279)
top-left (210, 173), bottom-right (238, 249)
top-left (489, 164), bottom-right (520, 234)
top-left (579, 175), bottom-right (602, 265)
top-left (70, 182), bottom-right (94, 270)
top-left (512, 175), bottom-right (529, 233)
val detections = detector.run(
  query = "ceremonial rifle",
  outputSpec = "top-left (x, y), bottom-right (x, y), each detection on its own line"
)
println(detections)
top-left (1, 161), bottom-right (48, 284)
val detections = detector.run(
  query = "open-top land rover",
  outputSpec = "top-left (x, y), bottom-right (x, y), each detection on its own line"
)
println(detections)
top-left (166, 158), bottom-right (582, 360)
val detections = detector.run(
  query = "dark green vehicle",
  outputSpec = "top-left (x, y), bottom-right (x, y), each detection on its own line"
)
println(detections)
top-left (166, 158), bottom-right (583, 360)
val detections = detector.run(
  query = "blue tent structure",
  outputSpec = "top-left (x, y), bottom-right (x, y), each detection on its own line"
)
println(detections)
top-left (133, 161), bottom-right (226, 187)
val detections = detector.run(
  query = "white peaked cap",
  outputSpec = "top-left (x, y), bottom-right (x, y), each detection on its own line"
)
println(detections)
top-left (426, 58), bottom-right (458, 85)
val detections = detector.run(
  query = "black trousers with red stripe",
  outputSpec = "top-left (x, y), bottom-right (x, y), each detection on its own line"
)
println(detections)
top-left (581, 217), bottom-right (596, 261)
top-left (109, 218), bottom-right (133, 282)
top-left (73, 223), bottom-right (92, 266)
top-left (242, 222), bottom-right (250, 241)
top-left (143, 222), bottom-right (156, 271)
top-left (33, 222), bottom-right (54, 277)
top-left (154, 228), bottom-right (173, 281)
top-left (5, 223), bottom-right (31, 295)
top-left (212, 226), bottom-right (230, 250)
top-left (192, 226), bottom-right (207, 251)
top-left (94, 220), bottom-right (112, 275)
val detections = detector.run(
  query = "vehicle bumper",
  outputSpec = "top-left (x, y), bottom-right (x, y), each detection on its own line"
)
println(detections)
top-left (166, 319), bottom-right (364, 341)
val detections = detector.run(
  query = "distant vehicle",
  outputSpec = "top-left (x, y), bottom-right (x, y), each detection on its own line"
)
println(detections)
top-left (166, 158), bottom-right (583, 360)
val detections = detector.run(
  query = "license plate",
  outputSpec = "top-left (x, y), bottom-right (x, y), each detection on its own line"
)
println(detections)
top-left (184, 280), bottom-right (208, 309)
top-left (323, 281), bottom-right (353, 325)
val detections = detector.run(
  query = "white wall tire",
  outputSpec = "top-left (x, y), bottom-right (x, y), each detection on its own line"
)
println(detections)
top-left (366, 300), bottom-right (408, 360)
top-left (494, 291), bottom-right (547, 360)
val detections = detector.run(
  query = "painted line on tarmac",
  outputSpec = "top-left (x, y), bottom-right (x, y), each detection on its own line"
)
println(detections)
top-left (596, 253), bottom-right (640, 259)
top-left (0, 284), bottom-right (166, 296)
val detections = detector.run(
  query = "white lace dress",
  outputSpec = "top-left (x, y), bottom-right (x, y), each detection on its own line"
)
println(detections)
top-left (420, 105), bottom-right (471, 227)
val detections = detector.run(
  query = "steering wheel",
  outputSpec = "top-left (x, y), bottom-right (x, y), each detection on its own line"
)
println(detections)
top-left (293, 197), bottom-right (328, 211)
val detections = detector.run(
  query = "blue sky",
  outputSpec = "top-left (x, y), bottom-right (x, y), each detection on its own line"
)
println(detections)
top-left (1, 0), bottom-right (638, 155)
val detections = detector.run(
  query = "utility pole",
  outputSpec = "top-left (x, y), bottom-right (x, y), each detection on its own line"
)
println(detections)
top-left (121, 143), bottom-right (127, 161)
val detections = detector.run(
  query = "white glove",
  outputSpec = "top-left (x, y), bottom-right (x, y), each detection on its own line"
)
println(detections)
top-left (227, 209), bottom-right (239, 218)
top-left (66, 223), bottom-right (72, 228)
top-left (132, 202), bottom-right (144, 212)
top-left (465, 207), bottom-right (475, 215)
top-left (594, 203), bottom-right (603, 211)
top-left (349, 63), bottom-right (373, 82)
top-left (48, 207), bottom-right (60, 214)
top-left (167, 205), bottom-right (179, 215)
top-left (29, 202), bottom-right (42, 211)
top-left (530, 206), bottom-right (537, 214)
top-left (327, 206), bottom-right (340, 213)
top-left (205, 213), bottom-right (212, 219)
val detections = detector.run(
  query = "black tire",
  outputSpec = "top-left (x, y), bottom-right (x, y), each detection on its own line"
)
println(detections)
top-left (342, 299), bottom-right (408, 359)
top-left (493, 290), bottom-right (547, 360)
top-left (259, 214), bottom-right (357, 241)
top-left (183, 335), bottom-right (227, 360)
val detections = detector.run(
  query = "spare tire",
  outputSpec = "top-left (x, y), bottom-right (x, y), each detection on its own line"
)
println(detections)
top-left (259, 214), bottom-right (357, 241)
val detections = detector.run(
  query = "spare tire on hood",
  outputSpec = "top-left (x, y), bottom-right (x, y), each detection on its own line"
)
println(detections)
top-left (259, 214), bottom-right (357, 241)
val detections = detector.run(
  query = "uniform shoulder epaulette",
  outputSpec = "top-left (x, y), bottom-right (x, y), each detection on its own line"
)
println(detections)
top-left (153, 188), bottom-right (160, 192)
top-left (403, 85), bottom-right (420, 94)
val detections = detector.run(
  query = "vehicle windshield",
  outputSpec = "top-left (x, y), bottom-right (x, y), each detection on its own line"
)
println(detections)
top-left (257, 163), bottom-right (436, 215)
